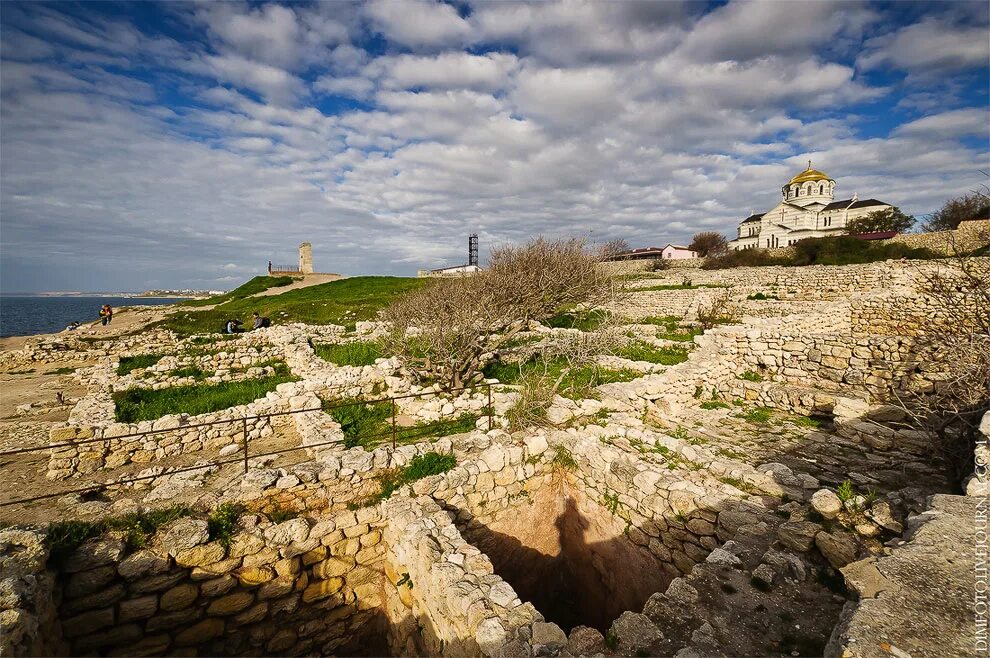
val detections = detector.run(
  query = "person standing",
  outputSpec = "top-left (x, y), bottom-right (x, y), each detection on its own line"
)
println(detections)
top-left (99, 304), bottom-right (113, 326)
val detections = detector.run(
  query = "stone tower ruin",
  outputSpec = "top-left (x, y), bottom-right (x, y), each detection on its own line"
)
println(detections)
top-left (298, 242), bottom-right (314, 275)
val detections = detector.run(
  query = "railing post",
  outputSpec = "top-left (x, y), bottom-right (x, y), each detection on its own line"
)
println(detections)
top-left (391, 399), bottom-right (397, 450)
top-left (487, 384), bottom-right (493, 431)
top-left (242, 418), bottom-right (249, 474)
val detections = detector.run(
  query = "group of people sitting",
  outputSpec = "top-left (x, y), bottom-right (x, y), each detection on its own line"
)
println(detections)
top-left (224, 312), bottom-right (271, 334)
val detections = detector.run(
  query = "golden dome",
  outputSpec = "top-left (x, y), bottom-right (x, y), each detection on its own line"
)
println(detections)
top-left (787, 161), bottom-right (832, 185)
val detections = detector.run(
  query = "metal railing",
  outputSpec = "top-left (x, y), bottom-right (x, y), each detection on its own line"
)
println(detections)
top-left (0, 383), bottom-right (494, 508)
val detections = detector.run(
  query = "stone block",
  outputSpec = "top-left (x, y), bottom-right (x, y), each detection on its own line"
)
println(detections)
top-left (175, 618), bottom-right (225, 646)
top-left (118, 595), bottom-right (158, 622)
top-left (207, 591), bottom-right (255, 616)
top-left (65, 565), bottom-right (117, 598)
top-left (62, 607), bottom-right (115, 638)
top-left (301, 577), bottom-right (343, 603)
top-left (161, 583), bottom-right (199, 611)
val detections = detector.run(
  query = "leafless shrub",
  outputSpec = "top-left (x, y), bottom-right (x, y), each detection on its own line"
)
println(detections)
top-left (696, 289), bottom-right (738, 330)
top-left (383, 237), bottom-right (617, 388)
top-left (892, 252), bottom-right (990, 484)
top-left (599, 238), bottom-right (630, 261)
top-left (504, 371), bottom-right (556, 432)
top-left (645, 258), bottom-right (670, 272)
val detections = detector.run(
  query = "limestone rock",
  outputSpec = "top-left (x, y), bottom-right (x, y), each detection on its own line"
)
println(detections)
top-left (207, 591), bottom-right (254, 616)
top-left (815, 530), bottom-right (859, 569)
top-left (174, 618), bottom-right (224, 646)
top-left (609, 611), bottom-right (663, 652)
top-left (867, 501), bottom-right (904, 534)
top-left (160, 583), bottom-right (198, 611)
top-left (778, 521), bottom-right (822, 552)
top-left (567, 626), bottom-right (605, 655)
top-left (811, 489), bottom-right (842, 520)
top-left (264, 518), bottom-right (310, 547)
top-left (117, 550), bottom-right (169, 580)
top-left (531, 622), bottom-right (568, 654)
top-left (705, 548), bottom-right (742, 568)
top-left (161, 519), bottom-right (209, 556)
top-left (63, 539), bottom-right (125, 573)
top-left (475, 618), bottom-right (506, 655)
top-left (751, 563), bottom-right (776, 590)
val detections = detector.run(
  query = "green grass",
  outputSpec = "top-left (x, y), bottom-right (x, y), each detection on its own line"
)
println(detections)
top-left (46, 505), bottom-right (192, 566)
top-left (736, 406), bottom-right (774, 424)
top-left (166, 365), bottom-right (208, 380)
top-left (117, 354), bottom-right (164, 375)
top-left (181, 275), bottom-right (298, 308)
top-left (355, 451), bottom-right (457, 507)
top-left (9, 369), bottom-right (35, 375)
top-left (636, 316), bottom-right (702, 341)
top-left (114, 371), bottom-right (297, 422)
top-left (323, 397), bottom-right (479, 449)
top-left (746, 292), bottom-right (780, 300)
top-left (483, 358), bottom-right (640, 400)
top-left (207, 503), bottom-right (245, 549)
top-left (615, 342), bottom-right (690, 365)
top-left (314, 340), bottom-right (384, 367)
top-left (187, 335), bottom-right (239, 346)
top-left (635, 283), bottom-right (726, 291)
top-left (789, 415), bottom-right (825, 428)
top-left (700, 400), bottom-right (730, 410)
top-left (550, 446), bottom-right (577, 471)
top-left (159, 276), bottom-right (430, 336)
top-left (544, 309), bottom-right (609, 331)
top-left (738, 370), bottom-right (763, 382)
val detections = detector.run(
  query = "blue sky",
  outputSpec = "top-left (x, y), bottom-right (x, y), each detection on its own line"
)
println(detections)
top-left (1, 0), bottom-right (988, 292)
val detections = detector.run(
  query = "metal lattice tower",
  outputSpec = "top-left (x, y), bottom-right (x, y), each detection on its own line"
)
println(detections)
top-left (468, 234), bottom-right (479, 267)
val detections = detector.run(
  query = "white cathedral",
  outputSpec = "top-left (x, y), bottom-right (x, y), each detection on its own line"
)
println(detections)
top-left (728, 163), bottom-right (892, 250)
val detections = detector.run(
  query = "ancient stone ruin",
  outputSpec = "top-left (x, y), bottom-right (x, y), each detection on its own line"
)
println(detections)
top-left (1, 256), bottom-right (986, 657)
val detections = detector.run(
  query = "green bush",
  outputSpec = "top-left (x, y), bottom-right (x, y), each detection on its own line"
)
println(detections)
top-left (790, 236), bottom-right (935, 266)
top-left (746, 292), bottom-right (779, 301)
top-left (700, 400), bottom-right (729, 410)
top-left (359, 451), bottom-right (457, 506)
top-left (616, 342), bottom-right (690, 365)
top-left (207, 503), bottom-right (245, 548)
top-left (484, 357), bottom-right (639, 400)
top-left (738, 370), bottom-right (763, 382)
top-left (46, 504), bottom-right (193, 566)
top-left (550, 446), bottom-right (577, 471)
top-left (314, 341), bottom-right (384, 367)
top-left (113, 371), bottom-right (296, 422)
top-left (117, 354), bottom-right (164, 375)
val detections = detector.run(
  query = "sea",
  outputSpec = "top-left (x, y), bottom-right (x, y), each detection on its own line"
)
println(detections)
top-left (0, 296), bottom-right (186, 338)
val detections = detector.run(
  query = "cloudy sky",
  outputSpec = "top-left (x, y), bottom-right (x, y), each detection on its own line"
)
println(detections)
top-left (1, 0), bottom-right (988, 292)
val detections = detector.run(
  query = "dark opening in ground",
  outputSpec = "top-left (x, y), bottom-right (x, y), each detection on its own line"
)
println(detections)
top-left (458, 481), bottom-right (680, 633)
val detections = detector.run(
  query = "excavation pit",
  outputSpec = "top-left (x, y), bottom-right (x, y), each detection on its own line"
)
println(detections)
top-left (458, 481), bottom-right (687, 633)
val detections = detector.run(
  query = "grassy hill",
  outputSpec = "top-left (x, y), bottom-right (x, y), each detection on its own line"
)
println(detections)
top-left (180, 275), bottom-right (299, 307)
top-left (160, 276), bottom-right (430, 335)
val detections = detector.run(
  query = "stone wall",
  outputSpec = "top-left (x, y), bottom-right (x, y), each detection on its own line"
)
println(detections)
top-left (0, 529), bottom-right (64, 657)
top-left (46, 507), bottom-right (391, 657)
top-left (887, 219), bottom-right (990, 254)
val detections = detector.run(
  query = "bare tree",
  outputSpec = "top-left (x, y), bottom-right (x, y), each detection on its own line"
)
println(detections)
top-left (696, 289), bottom-right (738, 330)
top-left (382, 237), bottom-right (617, 389)
top-left (924, 191), bottom-right (990, 232)
top-left (599, 239), bottom-right (630, 261)
top-left (892, 251), bottom-right (990, 484)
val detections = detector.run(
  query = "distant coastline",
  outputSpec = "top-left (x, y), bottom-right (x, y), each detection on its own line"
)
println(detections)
top-left (2, 291), bottom-right (211, 299)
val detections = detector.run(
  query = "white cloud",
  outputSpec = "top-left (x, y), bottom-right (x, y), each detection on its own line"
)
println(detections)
top-left (1, 1), bottom-right (987, 293)
top-left (364, 0), bottom-right (471, 48)
top-left (858, 16), bottom-right (990, 75)
top-left (893, 108), bottom-right (990, 139)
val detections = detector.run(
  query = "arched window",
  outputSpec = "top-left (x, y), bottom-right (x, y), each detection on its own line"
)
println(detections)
top-left (819, 184), bottom-right (824, 194)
